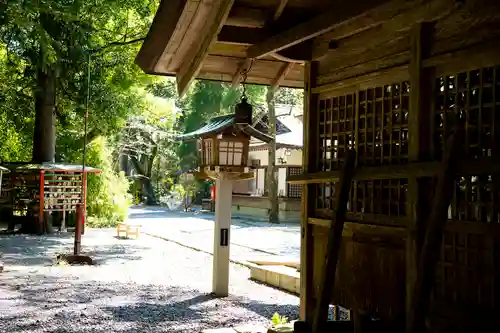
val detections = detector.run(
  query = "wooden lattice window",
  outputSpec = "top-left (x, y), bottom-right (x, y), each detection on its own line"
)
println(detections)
top-left (433, 230), bottom-right (497, 308)
top-left (358, 82), bottom-right (410, 166)
top-left (351, 179), bottom-right (408, 216)
top-left (287, 167), bottom-right (302, 198)
top-left (433, 67), bottom-right (500, 223)
top-left (432, 66), bottom-right (500, 313)
top-left (314, 82), bottom-right (410, 217)
top-left (218, 140), bottom-right (244, 166)
top-left (318, 93), bottom-right (356, 171)
top-left (202, 139), bottom-right (213, 165)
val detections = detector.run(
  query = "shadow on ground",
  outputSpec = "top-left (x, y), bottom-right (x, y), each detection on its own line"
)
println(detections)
top-left (0, 273), bottom-right (299, 333)
top-left (0, 233), bottom-right (151, 266)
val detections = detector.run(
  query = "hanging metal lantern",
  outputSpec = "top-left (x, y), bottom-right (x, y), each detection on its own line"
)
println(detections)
top-left (235, 64), bottom-right (253, 125)
top-left (235, 96), bottom-right (252, 125)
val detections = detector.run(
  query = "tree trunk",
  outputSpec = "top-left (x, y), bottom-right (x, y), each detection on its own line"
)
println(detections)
top-left (33, 67), bottom-right (56, 164)
top-left (130, 155), bottom-right (158, 205)
top-left (30, 65), bottom-right (57, 234)
top-left (266, 89), bottom-right (279, 224)
top-left (119, 153), bottom-right (129, 176)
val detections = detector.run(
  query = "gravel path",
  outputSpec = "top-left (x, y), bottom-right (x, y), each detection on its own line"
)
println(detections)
top-left (130, 207), bottom-right (301, 261)
top-left (0, 229), bottom-right (299, 332)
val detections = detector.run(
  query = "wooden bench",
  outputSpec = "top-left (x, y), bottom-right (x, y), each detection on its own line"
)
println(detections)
top-left (116, 223), bottom-right (141, 239)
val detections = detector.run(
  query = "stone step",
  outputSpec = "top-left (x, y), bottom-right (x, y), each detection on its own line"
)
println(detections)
top-left (202, 323), bottom-right (268, 333)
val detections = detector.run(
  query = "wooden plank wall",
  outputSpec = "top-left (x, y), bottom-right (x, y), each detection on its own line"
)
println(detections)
top-left (302, 2), bottom-right (500, 331)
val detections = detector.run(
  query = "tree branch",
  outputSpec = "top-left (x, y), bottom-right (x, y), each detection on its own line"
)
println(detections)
top-left (91, 37), bottom-right (146, 54)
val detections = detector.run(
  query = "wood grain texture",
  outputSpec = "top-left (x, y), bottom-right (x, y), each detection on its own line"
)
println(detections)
top-left (176, 0), bottom-right (235, 97)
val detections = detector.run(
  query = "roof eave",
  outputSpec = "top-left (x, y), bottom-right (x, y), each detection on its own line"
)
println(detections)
top-left (135, 0), bottom-right (187, 73)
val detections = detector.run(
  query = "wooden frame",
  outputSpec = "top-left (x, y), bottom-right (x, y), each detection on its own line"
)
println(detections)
top-left (297, 2), bottom-right (500, 331)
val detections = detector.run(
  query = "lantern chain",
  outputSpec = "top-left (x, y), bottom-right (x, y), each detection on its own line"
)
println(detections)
top-left (240, 59), bottom-right (254, 99)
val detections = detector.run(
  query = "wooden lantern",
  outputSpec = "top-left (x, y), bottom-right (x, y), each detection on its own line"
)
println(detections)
top-left (199, 131), bottom-right (249, 173)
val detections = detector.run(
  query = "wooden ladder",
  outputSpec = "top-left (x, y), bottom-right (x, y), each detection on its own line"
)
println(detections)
top-left (406, 131), bottom-right (462, 333)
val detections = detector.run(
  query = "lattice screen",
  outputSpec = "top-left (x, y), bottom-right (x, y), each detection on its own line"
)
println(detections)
top-left (287, 167), bottom-right (302, 198)
top-left (358, 82), bottom-right (410, 166)
top-left (433, 67), bottom-right (500, 223)
top-left (433, 230), bottom-right (496, 308)
top-left (432, 66), bottom-right (500, 313)
top-left (314, 81), bottom-right (410, 217)
top-left (318, 93), bottom-right (356, 171)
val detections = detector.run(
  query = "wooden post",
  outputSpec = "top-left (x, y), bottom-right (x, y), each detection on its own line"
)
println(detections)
top-left (212, 173), bottom-right (232, 296)
top-left (39, 171), bottom-right (45, 230)
top-left (74, 204), bottom-right (83, 255)
top-left (406, 21), bottom-right (433, 315)
top-left (300, 61), bottom-right (318, 323)
top-left (266, 88), bottom-right (279, 223)
top-left (406, 132), bottom-right (461, 333)
top-left (312, 150), bottom-right (356, 333)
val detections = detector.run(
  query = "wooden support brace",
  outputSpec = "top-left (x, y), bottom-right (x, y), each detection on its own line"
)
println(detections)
top-left (312, 150), bottom-right (357, 333)
top-left (406, 131), bottom-right (462, 333)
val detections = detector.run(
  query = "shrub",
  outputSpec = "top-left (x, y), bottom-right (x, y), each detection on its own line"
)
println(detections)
top-left (83, 137), bottom-right (132, 227)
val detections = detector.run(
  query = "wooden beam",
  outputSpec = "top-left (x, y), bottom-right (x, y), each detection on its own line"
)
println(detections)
top-left (314, 0), bottom-right (458, 60)
top-left (225, 5), bottom-right (267, 28)
top-left (274, 0), bottom-right (289, 20)
top-left (300, 61), bottom-right (318, 322)
top-left (276, 41), bottom-right (313, 61)
top-left (406, 132), bottom-right (461, 333)
top-left (269, 53), bottom-right (304, 64)
top-left (406, 21), bottom-right (433, 320)
top-left (246, 0), bottom-right (392, 59)
top-left (176, 0), bottom-right (235, 97)
top-left (231, 58), bottom-right (253, 88)
top-left (270, 62), bottom-right (294, 92)
top-left (287, 157), bottom-right (500, 184)
top-left (312, 151), bottom-right (356, 333)
top-left (135, 0), bottom-right (187, 72)
top-left (218, 26), bottom-right (267, 45)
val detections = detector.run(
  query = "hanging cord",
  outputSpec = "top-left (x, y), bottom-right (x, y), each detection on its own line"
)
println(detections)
top-left (81, 52), bottom-right (91, 209)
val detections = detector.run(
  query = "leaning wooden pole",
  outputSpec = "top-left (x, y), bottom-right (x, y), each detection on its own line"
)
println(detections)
top-left (312, 150), bottom-right (356, 333)
top-left (406, 132), bottom-right (461, 333)
top-left (266, 88), bottom-right (279, 223)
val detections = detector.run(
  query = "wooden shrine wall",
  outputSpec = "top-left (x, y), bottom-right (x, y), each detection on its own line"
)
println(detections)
top-left (300, 2), bottom-right (500, 330)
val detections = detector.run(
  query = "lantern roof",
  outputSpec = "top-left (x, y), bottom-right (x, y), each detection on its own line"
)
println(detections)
top-left (1, 162), bottom-right (101, 174)
top-left (177, 113), bottom-right (273, 142)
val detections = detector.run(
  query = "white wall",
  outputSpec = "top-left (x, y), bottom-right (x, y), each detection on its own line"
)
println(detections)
top-left (278, 167), bottom-right (287, 197)
top-left (248, 148), bottom-right (302, 166)
top-left (256, 169), bottom-right (266, 195)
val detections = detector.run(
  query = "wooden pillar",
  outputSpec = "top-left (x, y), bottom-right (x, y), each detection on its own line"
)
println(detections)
top-left (266, 89), bottom-right (279, 223)
top-left (300, 61), bottom-right (319, 322)
top-left (212, 174), bottom-right (232, 296)
top-left (406, 22), bottom-right (433, 316)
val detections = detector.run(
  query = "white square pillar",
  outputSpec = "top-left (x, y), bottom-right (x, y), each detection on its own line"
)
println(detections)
top-left (213, 175), bottom-right (232, 296)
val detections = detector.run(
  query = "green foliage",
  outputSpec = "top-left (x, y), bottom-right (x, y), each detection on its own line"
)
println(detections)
top-left (274, 87), bottom-right (303, 106)
top-left (147, 80), bottom-right (177, 99)
top-left (83, 136), bottom-right (132, 227)
top-left (172, 176), bottom-right (199, 211)
top-left (0, 0), bottom-right (159, 161)
top-left (271, 313), bottom-right (289, 326)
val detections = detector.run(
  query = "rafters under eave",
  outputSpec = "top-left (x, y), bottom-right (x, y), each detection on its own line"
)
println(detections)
top-left (245, 0), bottom-right (440, 59)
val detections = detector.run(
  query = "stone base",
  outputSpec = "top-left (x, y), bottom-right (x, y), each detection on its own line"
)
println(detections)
top-left (55, 254), bottom-right (94, 266)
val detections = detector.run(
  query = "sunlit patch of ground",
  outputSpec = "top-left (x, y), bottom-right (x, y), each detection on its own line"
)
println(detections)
top-left (0, 229), bottom-right (298, 332)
